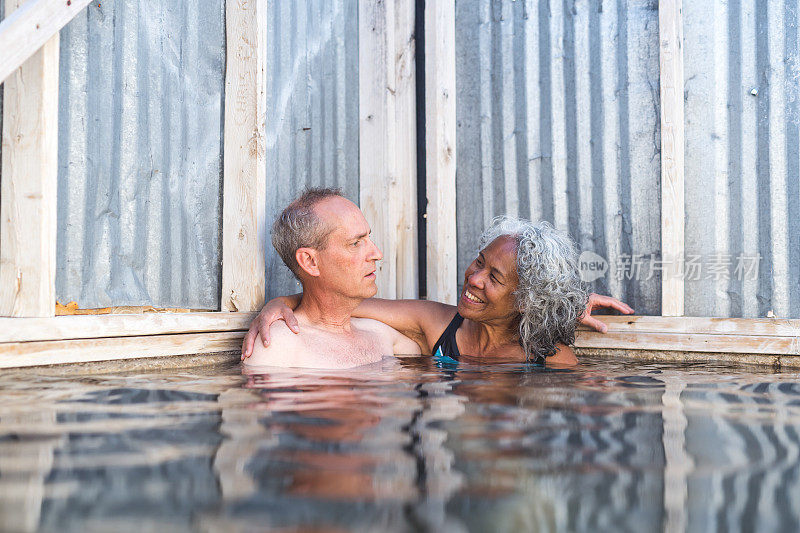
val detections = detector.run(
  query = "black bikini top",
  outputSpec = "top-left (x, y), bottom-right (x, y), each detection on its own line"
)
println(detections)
top-left (431, 312), bottom-right (546, 366)
top-left (431, 313), bottom-right (464, 361)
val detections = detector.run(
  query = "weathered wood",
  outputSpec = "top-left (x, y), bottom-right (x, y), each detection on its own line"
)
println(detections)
top-left (658, 0), bottom-right (685, 316)
top-left (575, 347), bottom-right (787, 369)
top-left (0, 311), bottom-right (257, 343)
top-left (424, 0), bottom-right (457, 304)
top-left (0, 0), bottom-right (92, 83)
top-left (358, 0), bottom-right (417, 299)
top-left (0, 0), bottom-right (60, 317)
top-left (0, 332), bottom-right (244, 369)
top-left (577, 315), bottom-right (800, 337)
top-left (575, 330), bottom-right (800, 355)
top-left (221, 0), bottom-right (268, 312)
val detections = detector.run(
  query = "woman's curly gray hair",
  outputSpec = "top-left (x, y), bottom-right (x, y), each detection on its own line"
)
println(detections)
top-left (478, 216), bottom-right (588, 364)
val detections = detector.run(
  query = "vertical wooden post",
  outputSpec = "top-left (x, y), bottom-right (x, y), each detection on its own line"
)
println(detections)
top-left (359, 0), bottom-right (418, 299)
top-left (659, 0), bottom-right (685, 316)
top-left (424, 0), bottom-right (457, 304)
top-left (0, 0), bottom-right (59, 318)
top-left (221, 0), bottom-right (268, 312)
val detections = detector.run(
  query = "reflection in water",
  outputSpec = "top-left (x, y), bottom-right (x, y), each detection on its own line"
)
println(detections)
top-left (0, 358), bottom-right (799, 531)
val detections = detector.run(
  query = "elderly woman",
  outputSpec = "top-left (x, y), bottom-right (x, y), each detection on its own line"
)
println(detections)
top-left (243, 216), bottom-right (633, 366)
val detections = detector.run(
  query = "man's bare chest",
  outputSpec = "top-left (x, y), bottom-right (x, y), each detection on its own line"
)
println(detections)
top-left (300, 328), bottom-right (393, 366)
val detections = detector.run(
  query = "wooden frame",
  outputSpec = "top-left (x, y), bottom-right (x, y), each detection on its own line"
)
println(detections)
top-left (0, 0), bottom-right (797, 369)
top-left (0, 0), bottom-right (265, 367)
top-left (0, 0), bottom-right (93, 84)
top-left (220, 0), bottom-right (267, 313)
top-left (358, 0), bottom-right (418, 299)
top-left (423, 0), bottom-right (458, 304)
top-left (0, 0), bottom-right (66, 318)
top-left (658, 0), bottom-right (686, 316)
top-left (0, 312), bottom-right (255, 369)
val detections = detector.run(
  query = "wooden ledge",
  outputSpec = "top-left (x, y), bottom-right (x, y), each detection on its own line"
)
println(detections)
top-left (0, 332), bottom-right (245, 369)
top-left (576, 316), bottom-right (800, 356)
top-left (0, 312), bottom-right (257, 368)
top-left (1, 313), bottom-right (798, 369)
top-left (0, 311), bottom-right (257, 343)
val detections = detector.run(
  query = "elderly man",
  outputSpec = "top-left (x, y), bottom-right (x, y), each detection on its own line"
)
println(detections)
top-left (244, 188), bottom-right (420, 369)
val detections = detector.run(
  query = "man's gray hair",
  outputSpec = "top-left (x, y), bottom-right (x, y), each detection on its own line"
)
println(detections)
top-left (272, 187), bottom-right (343, 277)
top-left (478, 216), bottom-right (588, 364)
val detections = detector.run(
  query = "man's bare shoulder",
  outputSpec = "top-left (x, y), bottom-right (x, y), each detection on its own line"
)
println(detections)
top-left (244, 320), bottom-right (304, 367)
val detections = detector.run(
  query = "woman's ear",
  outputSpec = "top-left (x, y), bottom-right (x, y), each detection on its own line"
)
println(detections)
top-left (296, 248), bottom-right (321, 277)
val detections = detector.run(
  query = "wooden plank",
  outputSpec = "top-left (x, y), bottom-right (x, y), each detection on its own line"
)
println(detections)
top-left (0, 0), bottom-right (60, 318)
top-left (575, 347), bottom-right (784, 369)
top-left (575, 330), bottom-right (800, 355)
top-left (0, 332), bottom-right (244, 369)
top-left (658, 0), bottom-right (685, 316)
top-left (221, 0), bottom-right (268, 312)
top-left (577, 315), bottom-right (800, 337)
top-left (358, 0), bottom-right (418, 299)
top-left (424, 0), bottom-right (457, 304)
top-left (0, 0), bottom-right (92, 84)
top-left (0, 311), bottom-right (257, 343)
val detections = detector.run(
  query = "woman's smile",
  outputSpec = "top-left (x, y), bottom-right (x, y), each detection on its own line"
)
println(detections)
top-left (462, 289), bottom-right (485, 305)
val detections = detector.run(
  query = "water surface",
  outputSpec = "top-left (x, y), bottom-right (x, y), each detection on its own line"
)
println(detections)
top-left (1, 356), bottom-right (799, 532)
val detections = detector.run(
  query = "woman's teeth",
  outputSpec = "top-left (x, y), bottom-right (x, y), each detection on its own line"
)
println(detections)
top-left (464, 290), bottom-right (485, 303)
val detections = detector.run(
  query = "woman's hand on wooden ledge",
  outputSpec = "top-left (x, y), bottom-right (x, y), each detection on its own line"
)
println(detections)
top-left (579, 293), bottom-right (634, 333)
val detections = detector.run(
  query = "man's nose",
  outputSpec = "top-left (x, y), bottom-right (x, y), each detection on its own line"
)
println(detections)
top-left (367, 238), bottom-right (383, 262)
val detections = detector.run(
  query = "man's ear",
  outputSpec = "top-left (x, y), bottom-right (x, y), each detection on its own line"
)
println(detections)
top-left (296, 248), bottom-right (321, 277)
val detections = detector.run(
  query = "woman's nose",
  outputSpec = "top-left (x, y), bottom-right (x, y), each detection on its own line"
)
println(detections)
top-left (467, 270), bottom-right (485, 288)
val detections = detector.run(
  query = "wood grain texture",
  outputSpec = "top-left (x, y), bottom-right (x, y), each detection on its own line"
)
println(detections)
top-left (0, 332), bottom-right (245, 369)
top-left (0, 0), bottom-right (92, 83)
top-left (1, 0), bottom-right (60, 317)
top-left (424, 0), bottom-right (457, 304)
top-left (576, 315), bottom-right (800, 355)
top-left (221, 0), bottom-right (268, 312)
top-left (578, 315), bottom-right (800, 337)
top-left (358, 0), bottom-right (418, 299)
top-left (0, 311), bottom-right (257, 343)
top-left (658, 0), bottom-right (685, 316)
top-left (575, 330), bottom-right (800, 355)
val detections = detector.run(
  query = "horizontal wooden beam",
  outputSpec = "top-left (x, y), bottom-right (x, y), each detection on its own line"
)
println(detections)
top-left (576, 316), bottom-right (800, 355)
top-left (576, 330), bottom-right (799, 356)
top-left (0, 331), bottom-right (245, 369)
top-left (574, 348), bottom-right (800, 369)
top-left (0, 311), bottom-right (256, 343)
top-left (578, 315), bottom-right (800, 337)
top-left (579, 315), bottom-right (800, 337)
top-left (0, 0), bottom-right (92, 84)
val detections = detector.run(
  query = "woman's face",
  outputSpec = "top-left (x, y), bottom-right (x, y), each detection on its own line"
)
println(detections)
top-left (458, 235), bottom-right (520, 325)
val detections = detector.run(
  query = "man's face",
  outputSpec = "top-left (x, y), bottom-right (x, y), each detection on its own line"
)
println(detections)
top-left (310, 196), bottom-right (383, 299)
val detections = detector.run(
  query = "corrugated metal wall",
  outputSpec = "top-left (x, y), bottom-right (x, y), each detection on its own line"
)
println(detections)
top-left (3, 0), bottom-right (798, 316)
top-left (264, 0), bottom-right (360, 299)
top-left (55, 0), bottom-right (226, 309)
top-left (455, 0), bottom-right (663, 315)
top-left (683, 0), bottom-right (800, 318)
